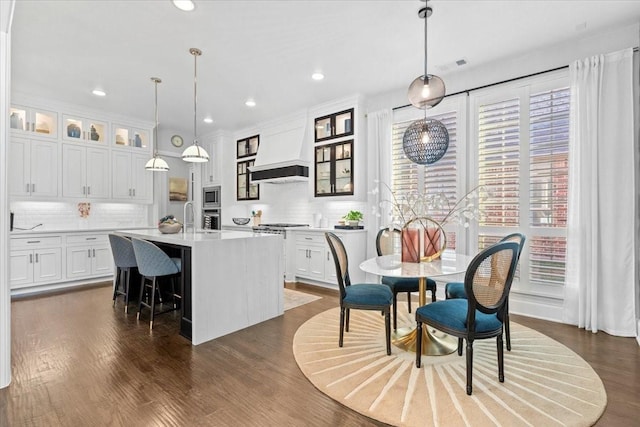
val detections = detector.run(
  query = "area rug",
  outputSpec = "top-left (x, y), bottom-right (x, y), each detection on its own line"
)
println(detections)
top-left (293, 304), bottom-right (607, 426)
top-left (284, 288), bottom-right (322, 311)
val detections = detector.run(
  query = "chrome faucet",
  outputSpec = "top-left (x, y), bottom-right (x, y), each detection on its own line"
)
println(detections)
top-left (183, 201), bottom-right (195, 233)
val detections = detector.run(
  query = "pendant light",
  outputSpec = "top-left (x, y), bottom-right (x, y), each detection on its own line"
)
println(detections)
top-left (182, 47), bottom-right (210, 163)
top-left (145, 77), bottom-right (170, 171)
top-left (403, 1), bottom-right (449, 165)
top-left (407, 1), bottom-right (445, 109)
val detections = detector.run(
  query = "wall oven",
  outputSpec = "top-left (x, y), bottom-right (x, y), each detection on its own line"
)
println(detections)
top-left (202, 209), bottom-right (221, 230)
top-left (203, 185), bottom-right (221, 209)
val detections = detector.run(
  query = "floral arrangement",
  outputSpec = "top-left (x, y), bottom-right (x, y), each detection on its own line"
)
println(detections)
top-left (372, 181), bottom-right (489, 230)
top-left (251, 210), bottom-right (262, 218)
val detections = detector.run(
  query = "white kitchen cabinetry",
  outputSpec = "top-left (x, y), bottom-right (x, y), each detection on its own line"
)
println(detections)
top-left (9, 105), bottom-right (57, 138)
top-left (112, 151), bottom-right (152, 202)
top-left (112, 124), bottom-right (149, 149)
top-left (10, 236), bottom-right (62, 289)
top-left (202, 140), bottom-right (219, 184)
top-left (65, 234), bottom-right (113, 279)
top-left (292, 230), bottom-right (366, 286)
top-left (62, 143), bottom-right (110, 199)
top-left (9, 137), bottom-right (58, 198)
top-left (62, 114), bottom-right (108, 144)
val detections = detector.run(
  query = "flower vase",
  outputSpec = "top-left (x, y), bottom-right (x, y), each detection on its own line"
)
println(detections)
top-left (421, 219), bottom-right (447, 262)
top-left (253, 216), bottom-right (261, 226)
top-left (401, 226), bottom-right (420, 263)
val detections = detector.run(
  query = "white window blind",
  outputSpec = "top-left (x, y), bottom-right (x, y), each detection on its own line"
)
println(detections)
top-left (474, 81), bottom-right (569, 292)
top-left (477, 98), bottom-right (520, 228)
top-left (528, 87), bottom-right (569, 287)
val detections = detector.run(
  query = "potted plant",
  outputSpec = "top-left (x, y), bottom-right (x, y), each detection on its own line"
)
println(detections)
top-left (343, 210), bottom-right (363, 227)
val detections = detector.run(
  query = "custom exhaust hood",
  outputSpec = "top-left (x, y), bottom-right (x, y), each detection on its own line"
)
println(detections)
top-left (249, 125), bottom-right (309, 183)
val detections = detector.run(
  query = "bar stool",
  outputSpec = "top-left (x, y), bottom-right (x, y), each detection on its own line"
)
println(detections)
top-left (108, 234), bottom-right (138, 313)
top-left (131, 238), bottom-right (182, 330)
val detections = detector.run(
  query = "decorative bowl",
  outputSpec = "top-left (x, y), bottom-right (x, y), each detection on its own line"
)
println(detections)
top-left (232, 217), bottom-right (251, 226)
top-left (159, 222), bottom-right (183, 234)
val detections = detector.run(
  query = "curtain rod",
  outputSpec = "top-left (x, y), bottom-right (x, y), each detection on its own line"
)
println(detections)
top-left (392, 46), bottom-right (639, 111)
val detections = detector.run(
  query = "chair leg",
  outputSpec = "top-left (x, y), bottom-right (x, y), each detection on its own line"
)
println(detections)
top-left (345, 308), bottom-right (350, 332)
top-left (136, 276), bottom-right (145, 320)
top-left (505, 312), bottom-right (511, 351)
top-left (392, 293), bottom-right (398, 330)
top-left (112, 267), bottom-right (120, 303)
top-left (466, 339), bottom-right (474, 395)
top-left (457, 338), bottom-right (463, 356)
top-left (498, 334), bottom-right (505, 383)
top-left (339, 307), bottom-right (345, 347)
top-left (123, 268), bottom-right (131, 314)
top-left (406, 291), bottom-right (412, 313)
top-left (385, 311), bottom-right (391, 355)
top-left (415, 321), bottom-right (422, 368)
top-left (149, 277), bottom-right (157, 330)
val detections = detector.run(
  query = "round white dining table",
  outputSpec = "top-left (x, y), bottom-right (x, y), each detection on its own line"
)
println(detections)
top-left (359, 251), bottom-right (473, 356)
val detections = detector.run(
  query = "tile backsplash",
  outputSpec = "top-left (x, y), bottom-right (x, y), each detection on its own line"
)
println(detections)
top-left (10, 201), bottom-right (151, 231)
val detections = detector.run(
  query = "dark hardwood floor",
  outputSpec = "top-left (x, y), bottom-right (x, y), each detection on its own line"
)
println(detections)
top-left (0, 283), bottom-right (638, 426)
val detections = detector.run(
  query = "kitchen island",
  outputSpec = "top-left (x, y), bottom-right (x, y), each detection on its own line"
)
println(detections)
top-left (115, 229), bottom-right (284, 345)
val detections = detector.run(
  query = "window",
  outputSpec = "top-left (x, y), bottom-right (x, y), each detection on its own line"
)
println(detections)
top-left (391, 98), bottom-right (464, 250)
top-left (473, 75), bottom-right (569, 296)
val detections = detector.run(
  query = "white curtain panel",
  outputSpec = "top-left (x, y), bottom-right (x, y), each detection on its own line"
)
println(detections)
top-left (563, 48), bottom-right (637, 336)
top-left (365, 109), bottom-right (391, 260)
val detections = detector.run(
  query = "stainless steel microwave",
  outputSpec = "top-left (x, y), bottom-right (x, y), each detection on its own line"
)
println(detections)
top-left (203, 186), bottom-right (221, 209)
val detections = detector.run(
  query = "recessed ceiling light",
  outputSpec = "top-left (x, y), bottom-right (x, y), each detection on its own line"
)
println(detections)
top-left (172, 0), bottom-right (195, 12)
top-left (245, 99), bottom-right (256, 107)
top-left (92, 89), bottom-right (106, 97)
top-left (312, 72), bottom-right (325, 81)
top-left (203, 117), bottom-right (213, 124)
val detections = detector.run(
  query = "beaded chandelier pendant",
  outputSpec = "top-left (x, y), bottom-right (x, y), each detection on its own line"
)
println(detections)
top-left (402, 117), bottom-right (449, 165)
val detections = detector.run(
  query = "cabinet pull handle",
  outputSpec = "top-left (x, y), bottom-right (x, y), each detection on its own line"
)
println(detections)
top-left (83, 186), bottom-right (86, 195)
top-left (27, 240), bottom-right (41, 244)
top-left (128, 189), bottom-right (132, 196)
top-left (132, 188), bottom-right (135, 197)
top-left (35, 253), bottom-right (39, 263)
top-left (87, 186), bottom-right (91, 195)
top-left (31, 122), bottom-right (35, 132)
top-left (88, 249), bottom-right (91, 258)
top-left (29, 254), bottom-right (33, 263)
top-left (32, 184), bottom-right (35, 193)
top-left (86, 237), bottom-right (96, 240)
top-left (305, 237), bottom-right (312, 240)
top-left (26, 183), bottom-right (30, 193)
top-left (93, 249), bottom-right (95, 257)
top-left (327, 252), bottom-right (329, 261)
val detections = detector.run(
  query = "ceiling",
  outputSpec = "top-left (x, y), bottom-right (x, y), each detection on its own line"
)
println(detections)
top-left (10, 1), bottom-right (640, 135)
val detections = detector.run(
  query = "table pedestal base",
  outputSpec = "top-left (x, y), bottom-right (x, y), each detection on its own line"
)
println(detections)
top-left (392, 325), bottom-right (457, 356)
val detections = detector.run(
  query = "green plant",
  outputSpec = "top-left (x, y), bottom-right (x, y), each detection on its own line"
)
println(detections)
top-left (344, 210), bottom-right (363, 222)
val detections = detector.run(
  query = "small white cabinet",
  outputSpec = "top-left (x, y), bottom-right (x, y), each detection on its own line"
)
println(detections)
top-left (9, 137), bottom-right (58, 198)
top-left (292, 230), bottom-right (366, 286)
top-left (9, 105), bottom-right (57, 138)
top-left (112, 151), bottom-right (152, 202)
top-left (62, 114), bottom-right (108, 144)
top-left (10, 236), bottom-right (62, 289)
top-left (62, 143), bottom-right (110, 199)
top-left (112, 124), bottom-right (149, 149)
top-left (65, 234), bottom-right (113, 279)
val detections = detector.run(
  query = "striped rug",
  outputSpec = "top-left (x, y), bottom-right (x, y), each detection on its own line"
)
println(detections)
top-left (293, 304), bottom-right (606, 426)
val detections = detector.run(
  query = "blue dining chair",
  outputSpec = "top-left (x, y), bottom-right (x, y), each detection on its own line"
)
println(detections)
top-left (131, 238), bottom-right (182, 330)
top-left (109, 234), bottom-right (138, 313)
top-left (325, 232), bottom-right (394, 355)
top-left (445, 233), bottom-right (526, 351)
top-left (376, 227), bottom-right (437, 330)
top-left (415, 241), bottom-right (519, 395)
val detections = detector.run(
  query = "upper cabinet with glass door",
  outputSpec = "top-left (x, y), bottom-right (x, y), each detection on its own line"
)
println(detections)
top-left (112, 124), bottom-right (150, 150)
top-left (237, 135), bottom-right (259, 158)
top-left (315, 140), bottom-right (353, 197)
top-left (9, 105), bottom-right (58, 139)
top-left (314, 108), bottom-right (354, 142)
top-left (62, 115), bottom-right (108, 144)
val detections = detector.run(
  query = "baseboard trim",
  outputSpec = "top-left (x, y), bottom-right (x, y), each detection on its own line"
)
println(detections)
top-left (11, 277), bottom-right (112, 299)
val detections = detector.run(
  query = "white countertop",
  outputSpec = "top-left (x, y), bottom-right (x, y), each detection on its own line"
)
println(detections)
top-left (10, 226), bottom-right (155, 236)
top-left (221, 224), bottom-right (367, 233)
top-left (116, 228), bottom-right (281, 247)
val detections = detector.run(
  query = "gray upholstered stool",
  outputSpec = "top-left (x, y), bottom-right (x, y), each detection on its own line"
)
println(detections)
top-left (109, 234), bottom-right (138, 313)
top-left (131, 238), bottom-right (182, 330)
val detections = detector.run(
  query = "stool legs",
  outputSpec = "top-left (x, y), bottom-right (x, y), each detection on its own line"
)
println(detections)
top-left (113, 267), bottom-right (133, 313)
